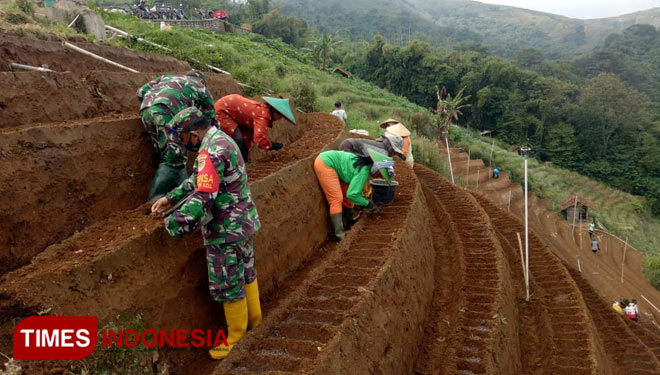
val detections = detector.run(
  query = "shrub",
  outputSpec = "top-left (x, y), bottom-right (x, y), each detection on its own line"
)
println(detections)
top-left (409, 112), bottom-right (434, 138)
top-left (291, 79), bottom-right (317, 113)
top-left (413, 135), bottom-right (448, 175)
top-left (15, 0), bottom-right (33, 15)
top-left (644, 256), bottom-right (660, 289)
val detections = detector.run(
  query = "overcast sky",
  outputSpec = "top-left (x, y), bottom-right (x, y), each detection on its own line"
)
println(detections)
top-left (476, 0), bottom-right (660, 19)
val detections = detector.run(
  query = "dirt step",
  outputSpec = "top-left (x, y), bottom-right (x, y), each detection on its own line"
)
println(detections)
top-left (215, 162), bottom-right (436, 375)
top-left (472, 192), bottom-right (600, 375)
top-left (414, 165), bottom-right (511, 375)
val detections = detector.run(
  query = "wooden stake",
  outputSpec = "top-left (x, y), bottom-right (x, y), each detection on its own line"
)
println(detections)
top-left (508, 188), bottom-right (512, 212)
top-left (517, 232), bottom-right (526, 277)
top-left (621, 237), bottom-right (628, 283)
top-left (477, 168), bottom-right (480, 188)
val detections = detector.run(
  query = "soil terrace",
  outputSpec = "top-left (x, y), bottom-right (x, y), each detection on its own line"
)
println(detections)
top-left (3, 33), bottom-right (660, 375)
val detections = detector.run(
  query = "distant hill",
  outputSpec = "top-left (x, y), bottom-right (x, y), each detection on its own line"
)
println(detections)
top-left (275, 0), bottom-right (660, 59)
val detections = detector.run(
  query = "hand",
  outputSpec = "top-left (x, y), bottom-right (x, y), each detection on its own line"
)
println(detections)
top-left (151, 197), bottom-right (173, 215)
top-left (366, 200), bottom-right (379, 213)
top-left (270, 142), bottom-right (283, 151)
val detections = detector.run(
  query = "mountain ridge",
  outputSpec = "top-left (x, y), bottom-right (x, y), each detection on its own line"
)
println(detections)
top-left (275, 0), bottom-right (660, 58)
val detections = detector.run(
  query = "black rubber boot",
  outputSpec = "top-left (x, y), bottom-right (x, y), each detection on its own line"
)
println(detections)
top-left (343, 207), bottom-right (359, 230)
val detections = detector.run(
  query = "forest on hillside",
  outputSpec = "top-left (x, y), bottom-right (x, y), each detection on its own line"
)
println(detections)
top-left (340, 26), bottom-right (660, 216)
top-left (96, 0), bottom-right (660, 217)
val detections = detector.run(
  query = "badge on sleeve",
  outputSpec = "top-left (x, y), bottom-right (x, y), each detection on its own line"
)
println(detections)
top-left (196, 151), bottom-right (220, 193)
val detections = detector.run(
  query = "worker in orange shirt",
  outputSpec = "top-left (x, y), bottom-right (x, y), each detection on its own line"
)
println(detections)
top-left (215, 94), bottom-right (296, 162)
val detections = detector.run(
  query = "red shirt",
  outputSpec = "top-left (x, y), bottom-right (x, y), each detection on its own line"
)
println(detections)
top-left (214, 94), bottom-right (273, 150)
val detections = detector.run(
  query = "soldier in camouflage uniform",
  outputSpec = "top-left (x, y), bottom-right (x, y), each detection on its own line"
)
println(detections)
top-left (150, 107), bottom-right (261, 360)
top-left (137, 70), bottom-right (219, 201)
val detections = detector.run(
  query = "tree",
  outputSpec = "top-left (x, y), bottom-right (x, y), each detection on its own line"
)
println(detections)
top-left (516, 48), bottom-right (544, 68)
top-left (436, 86), bottom-right (471, 142)
top-left (542, 122), bottom-right (580, 168)
top-left (578, 73), bottom-right (649, 151)
top-left (304, 33), bottom-right (342, 70)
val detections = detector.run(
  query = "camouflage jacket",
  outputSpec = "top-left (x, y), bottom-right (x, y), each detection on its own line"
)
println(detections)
top-left (137, 74), bottom-right (218, 127)
top-left (164, 126), bottom-right (260, 245)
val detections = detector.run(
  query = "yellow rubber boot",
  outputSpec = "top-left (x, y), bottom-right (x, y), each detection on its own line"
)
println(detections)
top-left (209, 298), bottom-right (248, 360)
top-left (245, 279), bottom-right (262, 329)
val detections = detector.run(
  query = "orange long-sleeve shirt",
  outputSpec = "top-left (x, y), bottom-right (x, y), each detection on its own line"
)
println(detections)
top-left (214, 94), bottom-right (273, 150)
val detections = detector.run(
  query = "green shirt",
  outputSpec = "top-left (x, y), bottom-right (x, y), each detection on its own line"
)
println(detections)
top-left (319, 150), bottom-right (370, 207)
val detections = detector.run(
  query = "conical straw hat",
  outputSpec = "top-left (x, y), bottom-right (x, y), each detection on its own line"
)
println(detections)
top-left (379, 118), bottom-right (400, 129)
top-left (385, 123), bottom-right (410, 137)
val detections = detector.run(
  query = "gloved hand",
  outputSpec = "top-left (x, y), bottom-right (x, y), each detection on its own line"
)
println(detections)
top-left (270, 142), bottom-right (283, 151)
top-left (366, 200), bottom-right (379, 213)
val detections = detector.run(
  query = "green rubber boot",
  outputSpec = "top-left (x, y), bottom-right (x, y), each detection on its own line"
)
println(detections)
top-left (147, 163), bottom-right (188, 202)
top-left (330, 213), bottom-right (345, 241)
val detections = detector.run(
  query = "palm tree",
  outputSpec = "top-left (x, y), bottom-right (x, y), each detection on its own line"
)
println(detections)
top-left (436, 85), bottom-right (471, 142)
top-left (303, 33), bottom-right (342, 70)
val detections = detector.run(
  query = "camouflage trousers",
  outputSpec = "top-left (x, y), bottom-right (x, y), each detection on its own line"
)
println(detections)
top-left (206, 236), bottom-right (257, 303)
top-left (140, 104), bottom-right (187, 168)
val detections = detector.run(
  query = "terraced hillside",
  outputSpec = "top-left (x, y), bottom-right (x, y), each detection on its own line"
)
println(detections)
top-left (446, 146), bottom-right (660, 326)
top-left (3, 31), bottom-right (660, 375)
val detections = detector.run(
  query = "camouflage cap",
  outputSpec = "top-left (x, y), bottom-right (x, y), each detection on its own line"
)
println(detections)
top-left (167, 106), bottom-right (208, 134)
top-left (186, 70), bottom-right (207, 84)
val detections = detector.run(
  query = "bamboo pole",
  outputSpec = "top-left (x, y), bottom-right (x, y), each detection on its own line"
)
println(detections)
top-left (524, 152), bottom-right (530, 301)
top-left (517, 232), bottom-right (526, 277)
top-left (105, 25), bottom-right (234, 76)
top-left (641, 295), bottom-right (660, 314)
top-left (508, 188), bottom-right (512, 212)
top-left (466, 149), bottom-right (471, 189)
top-left (477, 168), bottom-right (480, 189)
top-left (571, 195), bottom-right (578, 236)
top-left (579, 217), bottom-right (582, 250)
top-left (62, 42), bottom-right (139, 73)
top-left (621, 237), bottom-right (628, 283)
top-left (489, 138), bottom-right (495, 171)
top-left (67, 14), bottom-right (80, 28)
top-left (9, 62), bottom-right (55, 72)
top-left (445, 137), bottom-right (454, 184)
top-left (105, 25), bottom-right (172, 51)
top-left (577, 255), bottom-right (581, 273)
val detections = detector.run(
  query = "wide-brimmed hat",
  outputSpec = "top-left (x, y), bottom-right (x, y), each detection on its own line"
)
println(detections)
top-left (385, 123), bottom-right (411, 137)
top-left (368, 149), bottom-right (395, 184)
top-left (263, 97), bottom-right (296, 125)
top-left (379, 118), bottom-right (401, 129)
top-left (381, 132), bottom-right (404, 157)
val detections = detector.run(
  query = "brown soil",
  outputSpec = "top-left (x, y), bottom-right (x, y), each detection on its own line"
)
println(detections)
top-left (0, 71), bottom-right (242, 129)
top-left (448, 146), bottom-right (660, 325)
top-left (5, 32), bottom-right (660, 375)
top-left (1, 32), bottom-right (189, 73)
top-left (414, 165), bottom-right (518, 375)
top-left (215, 161), bottom-right (436, 375)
